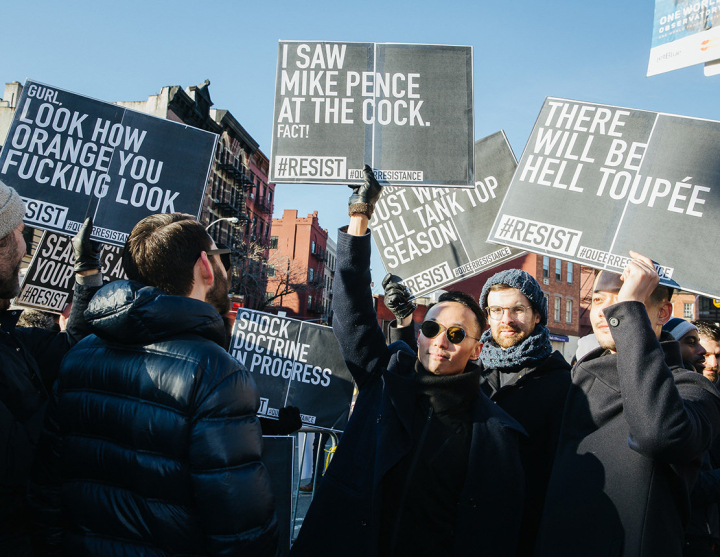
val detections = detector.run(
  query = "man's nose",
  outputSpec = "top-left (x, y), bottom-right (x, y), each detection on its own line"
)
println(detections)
top-left (433, 330), bottom-right (450, 348)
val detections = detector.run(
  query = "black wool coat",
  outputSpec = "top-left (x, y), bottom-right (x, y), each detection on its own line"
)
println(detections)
top-left (535, 301), bottom-right (720, 557)
top-left (0, 280), bottom-right (98, 557)
top-left (388, 324), bottom-right (572, 556)
top-left (291, 230), bottom-right (527, 557)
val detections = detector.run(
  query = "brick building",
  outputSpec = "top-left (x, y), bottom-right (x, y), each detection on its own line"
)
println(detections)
top-left (114, 80), bottom-right (275, 308)
top-left (452, 253), bottom-right (583, 360)
top-left (267, 210), bottom-right (328, 321)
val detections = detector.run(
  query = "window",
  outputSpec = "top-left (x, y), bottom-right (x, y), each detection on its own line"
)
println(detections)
top-left (308, 295), bottom-right (313, 307)
top-left (266, 293), bottom-right (275, 306)
top-left (311, 240), bottom-right (316, 254)
top-left (267, 264), bottom-right (276, 278)
top-left (567, 262), bottom-right (573, 284)
top-left (543, 256), bottom-right (549, 278)
top-left (684, 303), bottom-right (694, 319)
top-left (555, 259), bottom-right (561, 281)
top-left (554, 296), bottom-right (562, 321)
top-left (566, 299), bottom-right (573, 323)
top-left (309, 268), bottom-right (314, 281)
top-left (270, 236), bottom-right (278, 249)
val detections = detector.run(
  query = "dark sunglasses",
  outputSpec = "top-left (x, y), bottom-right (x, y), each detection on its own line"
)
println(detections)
top-left (420, 320), bottom-right (480, 345)
top-left (207, 244), bottom-right (232, 272)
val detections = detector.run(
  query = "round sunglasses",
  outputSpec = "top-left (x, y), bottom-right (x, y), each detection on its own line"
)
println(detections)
top-left (420, 320), bottom-right (480, 345)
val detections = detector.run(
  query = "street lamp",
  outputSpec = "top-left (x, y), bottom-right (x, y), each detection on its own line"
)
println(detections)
top-left (205, 217), bottom-right (239, 231)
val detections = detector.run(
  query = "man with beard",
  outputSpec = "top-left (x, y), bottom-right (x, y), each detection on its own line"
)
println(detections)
top-left (535, 257), bottom-right (720, 557)
top-left (0, 180), bottom-right (103, 556)
top-left (663, 318), bottom-right (706, 371)
top-left (693, 321), bottom-right (720, 385)
top-left (476, 270), bottom-right (571, 556)
top-left (28, 213), bottom-right (278, 556)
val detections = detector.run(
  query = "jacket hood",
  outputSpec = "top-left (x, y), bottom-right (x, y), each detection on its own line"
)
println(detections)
top-left (85, 280), bottom-right (226, 346)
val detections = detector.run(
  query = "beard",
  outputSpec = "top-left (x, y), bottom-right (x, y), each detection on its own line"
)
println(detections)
top-left (205, 259), bottom-right (230, 316)
top-left (492, 324), bottom-right (531, 349)
top-left (0, 259), bottom-right (21, 299)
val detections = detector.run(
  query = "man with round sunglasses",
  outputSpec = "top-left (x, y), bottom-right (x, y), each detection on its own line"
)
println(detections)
top-left (292, 168), bottom-right (527, 557)
top-left (477, 269), bottom-right (571, 557)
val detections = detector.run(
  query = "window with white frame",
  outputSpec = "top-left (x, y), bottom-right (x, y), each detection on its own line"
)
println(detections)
top-left (566, 299), bottom-right (573, 323)
top-left (684, 303), bottom-right (694, 319)
top-left (555, 296), bottom-right (562, 321)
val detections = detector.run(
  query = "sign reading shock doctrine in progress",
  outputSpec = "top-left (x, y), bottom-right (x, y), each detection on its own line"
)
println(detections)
top-left (0, 80), bottom-right (217, 246)
top-left (369, 131), bottom-right (524, 297)
top-left (270, 41), bottom-right (474, 187)
top-left (230, 309), bottom-right (354, 432)
top-left (16, 230), bottom-right (127, 313)
top-left (648, 0), bottom-right (720, 76)
top-left (488, 97), bottom-right (720, 299)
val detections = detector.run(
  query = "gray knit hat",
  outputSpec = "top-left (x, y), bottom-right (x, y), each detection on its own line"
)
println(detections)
top-left (479, 269), bottom-right (548, 326)
top-left (0, 180), bottom-right (25, 239)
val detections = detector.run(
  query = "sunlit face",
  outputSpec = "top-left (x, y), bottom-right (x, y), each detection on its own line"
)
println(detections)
top-left (417, 301), bottom-right (482, 376)
top-left (697, 337), bottom-right (720, 383)
top-left (486, 288), bottom-right (540, 349)
top-left (677, 330), bottom-right (705, 369)
top-left (590, 271), bottom-right (668, 352)
top-left (0, 223), bottom-right (27, 299)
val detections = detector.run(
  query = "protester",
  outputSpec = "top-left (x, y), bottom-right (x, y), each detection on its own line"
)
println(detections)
top-left (693, 321), bottom-right (720, 385)
top-left (291, 167), bottom-right (527, 557)
top-left (664, 317), bottom-right (707, 371)
top-left (535, 262), bottom-right (720, 557)
top-left (0, 179), bottom-right (102, 557)
top-left (475, 270), bottom-right (571, 556)
top-left (28, 213), bottom-right (278, 556)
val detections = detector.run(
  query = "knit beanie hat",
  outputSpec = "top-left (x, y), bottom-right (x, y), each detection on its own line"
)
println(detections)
top-left (0, 180), bottom-right (25, 239)
top-left (479, 269), bottom-right (548, 326)
top-left (662, 317), bottom-right (697, 341)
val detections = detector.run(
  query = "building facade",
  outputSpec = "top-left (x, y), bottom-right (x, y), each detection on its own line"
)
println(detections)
top-left (267, 210), bottom-right (328, 321)
top-left (115, 80), bottom-right (275, 308)
top-left (323, 237), bottom-right (337, 324)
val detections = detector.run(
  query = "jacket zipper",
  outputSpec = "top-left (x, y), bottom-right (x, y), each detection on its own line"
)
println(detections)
top-left (390, 406), bottom-right (434, 554)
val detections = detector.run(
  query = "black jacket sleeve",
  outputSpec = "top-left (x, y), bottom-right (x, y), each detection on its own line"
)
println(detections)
top-left (387, 319), bottom-right (417, 348)
top-left (606, 301), bottom-right (720, 463)
top-left (332, 228), bottom-right (390, 390)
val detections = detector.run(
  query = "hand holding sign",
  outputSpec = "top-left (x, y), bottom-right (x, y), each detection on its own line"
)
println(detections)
top-left (382, 273), bottom-right (416, 321)
top-left (71, 217), bottom-right (102, 274)
top-left (617, 251), bottom-right (661, 305)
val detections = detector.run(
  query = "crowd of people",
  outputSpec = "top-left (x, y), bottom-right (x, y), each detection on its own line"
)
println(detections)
top-left (2, 167), bottom-right (720, 557)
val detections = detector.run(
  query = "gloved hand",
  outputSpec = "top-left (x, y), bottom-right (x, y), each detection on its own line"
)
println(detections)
top-left (382, 273), bottom-right (416, 320)
top-left (276, 406), bottom-right (303, 434)
top-left (348, 165), bottom-right (383, 218)
top-left (71, 217), bottom-right (102, 273)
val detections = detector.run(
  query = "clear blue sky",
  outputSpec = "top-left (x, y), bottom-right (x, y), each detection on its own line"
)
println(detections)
top-left (4, 0), bottom-right (717, 292)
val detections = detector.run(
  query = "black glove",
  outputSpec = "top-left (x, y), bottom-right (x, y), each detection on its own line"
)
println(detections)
top-left (348, 165), bottom-right (383, 217)
top-left (71, 217), bottom-right (102, 273)
top-left (382, 273), bottom-right (416, 320)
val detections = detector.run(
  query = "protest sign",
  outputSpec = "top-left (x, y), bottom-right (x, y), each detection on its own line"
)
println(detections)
top-left (16, 230), bottom-right (127, 313)
top-left (270, 41), bottom-right (474, 187)
top-left (230, 309), bottom-right (354, 431)
top-left (648, 0), bottom-right (720, 76)
top-left (488, 97), bottom-right (720, 298)
top-left (261, 436), bottom-right (295, 556)
top-left (0, 80), bottom-right (217, 246)
top-left (368, 131), bottom-right (524, 297)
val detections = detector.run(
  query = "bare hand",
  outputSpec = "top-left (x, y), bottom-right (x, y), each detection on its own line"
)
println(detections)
top-left (616, 251), bottom-right (660, 304)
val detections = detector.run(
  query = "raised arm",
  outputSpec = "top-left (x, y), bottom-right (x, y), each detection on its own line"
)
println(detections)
top-left (332, 166), bottom-right (390, 389)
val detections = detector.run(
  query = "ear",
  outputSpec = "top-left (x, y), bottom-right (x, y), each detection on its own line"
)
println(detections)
top-left (471, 341), bottom-right (483, 360)
top-left (657, 300), bottom-right (673, 326)
top-left (196, 251), bottom-right (215, 287)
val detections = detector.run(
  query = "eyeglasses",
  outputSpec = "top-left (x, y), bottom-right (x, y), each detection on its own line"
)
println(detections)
top-left (206, 244), bottom-right (232, 272)
top-left (485, 305), bottom-right (533, 321)
top-left (420, 320), bottom-right (479, 345)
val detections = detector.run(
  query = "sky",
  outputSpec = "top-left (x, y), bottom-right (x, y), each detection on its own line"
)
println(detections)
top-left (3, 0), bottom-right (718, 292)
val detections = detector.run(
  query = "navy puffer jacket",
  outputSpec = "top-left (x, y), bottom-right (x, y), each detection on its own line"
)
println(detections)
top-left (28, 280), bottom-right (278, 556)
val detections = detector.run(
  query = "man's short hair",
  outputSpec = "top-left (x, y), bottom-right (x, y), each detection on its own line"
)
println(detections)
top-left (123, 213), bottom-right (212, 296)
top-left (648, 285), bottom-right (674, 306)
top-left (432, 291), bottom-right (487, 334)
top-left (693, 320), bottom-right (720, 342)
